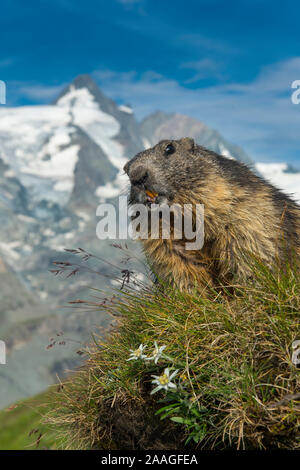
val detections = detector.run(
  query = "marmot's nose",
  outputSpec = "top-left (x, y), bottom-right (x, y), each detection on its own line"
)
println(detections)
top-left (130, 166), bottom-right (149, 187)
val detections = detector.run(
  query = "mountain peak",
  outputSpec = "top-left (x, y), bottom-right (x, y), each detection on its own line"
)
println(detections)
top-left (52, 74), bottom-right (109, 108)
top-left (68, 74), bottom-right (102, 94)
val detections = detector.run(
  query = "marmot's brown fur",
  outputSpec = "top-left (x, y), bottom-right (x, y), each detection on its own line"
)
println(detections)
top-left (124, 138), bottom-right (300, 291)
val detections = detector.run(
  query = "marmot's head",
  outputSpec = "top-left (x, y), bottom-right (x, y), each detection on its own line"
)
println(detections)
top-left (124, 137), bottom-right (209, 206)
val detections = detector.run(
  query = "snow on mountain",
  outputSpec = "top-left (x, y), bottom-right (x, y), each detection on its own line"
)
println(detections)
top-left (118, 104), bottom-right (133, 114)
top-left (218, 142), bottom-right (234, 160)
top-left (56, 86), bottom-right (126, 171)
top-left (0, 106), bottom-right (79, 206)
top-left (56, 85), bottom-right (130, 201)
top-left (256, 162), bottom-right (300, 203)
top-left (55, 76), bottom-right (143, 203)
top-left (0, 81), bottom-right (132, 209)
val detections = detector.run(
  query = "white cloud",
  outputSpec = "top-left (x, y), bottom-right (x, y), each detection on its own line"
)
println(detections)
top-left (7, 81), bottom-right (66, 104)
top-left (179, 33), bottom-right (239, 55)
top-left (180, 58), bottom-right (222, 83)
top-left (19, 84), bottom-right (65, 101)
top-left (93, 57), bottom-right (300, 164)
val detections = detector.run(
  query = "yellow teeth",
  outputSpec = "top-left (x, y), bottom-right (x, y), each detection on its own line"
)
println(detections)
top-left (145, 190), bottom-right (158, 199)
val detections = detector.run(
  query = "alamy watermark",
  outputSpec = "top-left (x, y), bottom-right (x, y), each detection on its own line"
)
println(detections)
top-left (0, 80), bottom-right (6, 104)
top-left (0, 340), bottom-right (6, 365)
top-left (96, 196), bottom-right (204, 250)
top-left (291, 80), bottom-right (300, 104)
top-left (292, 340), bottom-right (300, 366)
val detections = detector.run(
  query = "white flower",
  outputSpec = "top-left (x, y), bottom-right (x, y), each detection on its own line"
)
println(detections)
top-left (146, 341), bottom-right (166, 364)
top-left (127, 344), bottom-right (147, 361)
top-left (151, 368), bottom-right (179, 394)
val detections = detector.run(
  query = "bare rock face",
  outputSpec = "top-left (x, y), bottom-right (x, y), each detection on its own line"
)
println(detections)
top-left (140, 111), bottom-right (253, 165)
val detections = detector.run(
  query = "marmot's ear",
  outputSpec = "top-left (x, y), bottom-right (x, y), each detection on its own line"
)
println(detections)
top-left (180, 137), bottom-right (195, 152)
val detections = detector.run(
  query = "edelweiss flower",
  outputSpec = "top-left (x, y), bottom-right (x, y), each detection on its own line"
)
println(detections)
top-left (146, 341), bottom-right (166, 364)
top-left (151, 368), bottom-right (179, 394)
top-left (127, 344), bottom-right (147, 361)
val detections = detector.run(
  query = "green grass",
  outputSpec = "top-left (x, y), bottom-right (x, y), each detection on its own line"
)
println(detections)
top-left (0, 390), bottom-right (58, 450)
top-left (45, 255), bottom-right (300, 450)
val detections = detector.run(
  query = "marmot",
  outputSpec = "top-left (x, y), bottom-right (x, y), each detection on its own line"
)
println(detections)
top-left (124, 138), bottom-right (300, 291)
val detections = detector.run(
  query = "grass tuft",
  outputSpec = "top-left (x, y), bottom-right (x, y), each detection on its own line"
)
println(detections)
top-left (45, 255), bottom-right (300, 450)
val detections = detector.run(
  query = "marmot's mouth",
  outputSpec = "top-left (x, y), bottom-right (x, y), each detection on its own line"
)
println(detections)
top-left (145, 189), bottom-right (158, 204)
top-left (129, 187), bottom-right (169, 207)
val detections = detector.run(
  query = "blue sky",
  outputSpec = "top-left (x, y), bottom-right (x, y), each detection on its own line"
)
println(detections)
top-left (0, 0), bottom-right (300, 165)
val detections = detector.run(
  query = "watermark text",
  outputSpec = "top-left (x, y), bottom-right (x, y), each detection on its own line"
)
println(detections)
top-left (0, 340), bottom-right (6, 364)
top-left (292, 340), bottom-right (300, 366)
top-left (0, 80), bottom-right (6, 104)
top-left (96, 196), bottom-right (205, 250)
top-left (291, 80), bottom-right (300, 104)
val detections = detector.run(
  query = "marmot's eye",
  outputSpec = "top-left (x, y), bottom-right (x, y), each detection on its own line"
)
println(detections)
top-left (164, 143), bottom-right (175, 156)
